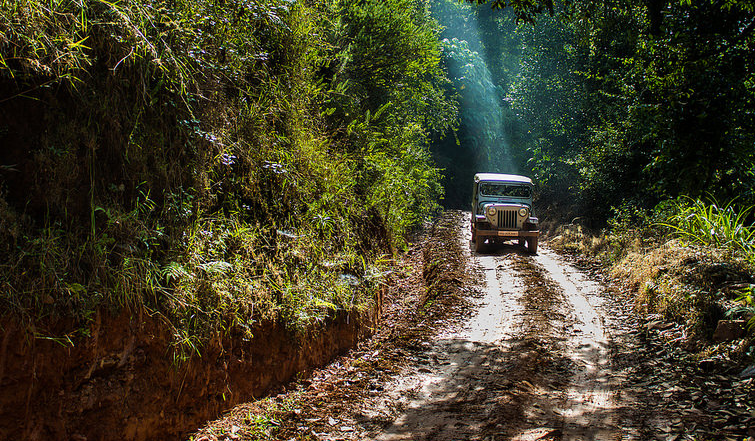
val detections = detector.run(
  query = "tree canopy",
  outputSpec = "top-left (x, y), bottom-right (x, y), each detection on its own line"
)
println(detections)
top-left (433, 0), bottom-right (755, 222)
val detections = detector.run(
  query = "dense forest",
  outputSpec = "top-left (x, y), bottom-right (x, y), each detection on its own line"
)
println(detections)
top-left (433, 0), bottom-right (755, 221)
top-left (2, 0), bottom-right (755, 349)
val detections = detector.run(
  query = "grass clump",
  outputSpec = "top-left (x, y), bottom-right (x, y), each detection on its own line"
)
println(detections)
top-left (660, 197), bottom-right (755, 262)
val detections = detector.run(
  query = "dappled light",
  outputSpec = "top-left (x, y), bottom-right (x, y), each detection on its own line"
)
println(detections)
top-left (2, 0), bottom-right (755, 438)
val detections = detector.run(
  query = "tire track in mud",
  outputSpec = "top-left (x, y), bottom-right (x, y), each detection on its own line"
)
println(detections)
top-left (534, 250), bottom-right (617, 441)
top-left (370, 230), bottom-right (528, 440)
top-left (503, 249), bottom-right (620, 441)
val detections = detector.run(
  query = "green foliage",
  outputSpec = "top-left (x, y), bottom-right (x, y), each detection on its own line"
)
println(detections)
top-left (363, 145), bottom-right (444, 248)
top-left (428, 0), bottom-right (525, 207)
top-left (732, 287), bottom-right (755, 341)
top-left (465, 0), bottom-right (554, 23)
top-left (327, 0), bottom-right (456, 242)
top-left (442, 38), bottom-right (502, 163)
top-left (659, 197), bottom-right (755, 261)
top-left (732, 285), bottom-right (755, 333)
top-left (505, 0), bottom-right (755, 224)
top-left (0, 0), bottom-right (456, 354)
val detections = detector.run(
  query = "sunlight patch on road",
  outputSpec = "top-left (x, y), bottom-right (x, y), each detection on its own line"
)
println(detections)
top-left (534, 247), bottom-right (619, 440)
top-left (463, 256), bottom-right (523, 344)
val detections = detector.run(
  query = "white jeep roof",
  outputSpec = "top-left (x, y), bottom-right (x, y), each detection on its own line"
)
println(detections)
top-left (474, 173), bottom-right (533, 184)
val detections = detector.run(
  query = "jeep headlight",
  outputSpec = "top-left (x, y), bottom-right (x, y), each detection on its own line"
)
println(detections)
top-left (487, 206), bottom-right (497, 217)
top-left (518, 208), bottom-right (528, 217)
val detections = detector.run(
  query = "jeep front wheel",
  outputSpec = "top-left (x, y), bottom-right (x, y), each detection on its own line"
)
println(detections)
top-left (527, 237), bottom-right (538, 254)
top-left (475, 237), bottom-right (484, 253)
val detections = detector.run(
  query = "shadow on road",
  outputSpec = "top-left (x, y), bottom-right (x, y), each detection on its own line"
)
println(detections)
top-left (469, 240), bottom-right (532, 257)
top-left (358, 334), bottom-right (618, 441)
top-left (358, 245), bottom-right (621, 441)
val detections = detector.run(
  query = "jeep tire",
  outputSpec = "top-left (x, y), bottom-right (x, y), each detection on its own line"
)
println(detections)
top-left (527, 237), bottom-right (538, 254)
top-left (475, 237), bottom-right (484, 253)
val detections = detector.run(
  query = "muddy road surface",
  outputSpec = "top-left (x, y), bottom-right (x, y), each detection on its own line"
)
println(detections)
top-left (196, 211), bottom-right (746, 441)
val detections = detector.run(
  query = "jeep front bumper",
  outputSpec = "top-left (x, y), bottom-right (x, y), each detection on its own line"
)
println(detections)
top-left (475, 228), bottom-right (539, 238)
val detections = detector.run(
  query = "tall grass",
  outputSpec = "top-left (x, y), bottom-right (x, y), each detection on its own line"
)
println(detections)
top-left (660, 197), bottom-right (755, 261)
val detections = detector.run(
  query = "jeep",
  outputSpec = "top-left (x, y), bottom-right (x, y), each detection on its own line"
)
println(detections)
top-left (471, 173), bottom-right (539, 253)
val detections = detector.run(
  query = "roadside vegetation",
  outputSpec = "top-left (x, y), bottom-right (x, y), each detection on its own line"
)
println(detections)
top-left (0, 0), bottom-right (457, 355)
top-left (549, 197), bottom-right (755, 365)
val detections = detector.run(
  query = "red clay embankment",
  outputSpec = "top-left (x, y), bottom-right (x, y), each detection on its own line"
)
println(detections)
top-left (0, 299), bottom-right (380, 441)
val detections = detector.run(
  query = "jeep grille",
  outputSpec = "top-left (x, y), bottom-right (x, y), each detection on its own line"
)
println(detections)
top-left (497, 209), bottom-right (518, 229)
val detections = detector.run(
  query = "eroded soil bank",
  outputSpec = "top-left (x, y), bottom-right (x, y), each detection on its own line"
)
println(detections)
top-left (0, 303), bottom-right (378, 440)
top-left (194, 210), bottom-right (753, 441)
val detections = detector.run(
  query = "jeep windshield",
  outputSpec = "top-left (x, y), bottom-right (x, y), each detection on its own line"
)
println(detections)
top-left (479, 183), bottom-right (531, 198)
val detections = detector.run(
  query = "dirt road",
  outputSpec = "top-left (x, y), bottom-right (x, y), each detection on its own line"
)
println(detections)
top-left (195, 211), bottom-right (753, 441)
top-left (195, 211), bottom-right (636, 440)
top-left (368, 215), bottom-right (623, 441)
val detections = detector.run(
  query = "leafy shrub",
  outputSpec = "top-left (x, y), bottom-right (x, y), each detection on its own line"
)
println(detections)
top-left (732, 285), bottom-right (755, 333)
